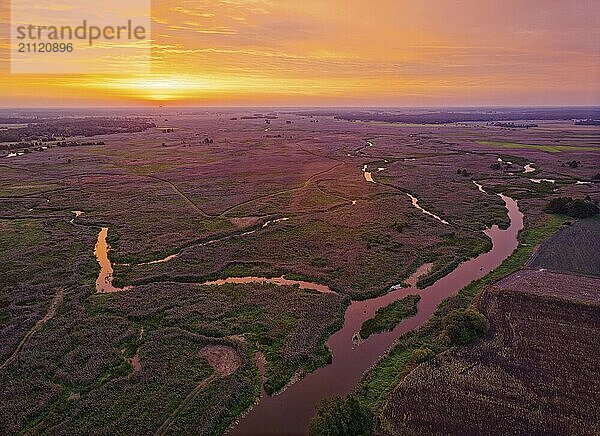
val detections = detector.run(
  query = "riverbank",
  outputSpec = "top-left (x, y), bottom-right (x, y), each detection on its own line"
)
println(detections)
top-left (355, 213), bottom-right (567, 420)
top-left (231, 192), bottom-right (523, 435)
top-left (379, 220), bottom-right (599, 435)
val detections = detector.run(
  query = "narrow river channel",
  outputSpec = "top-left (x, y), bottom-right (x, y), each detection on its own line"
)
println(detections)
top-left (230, 191), bottom-right (523, 435)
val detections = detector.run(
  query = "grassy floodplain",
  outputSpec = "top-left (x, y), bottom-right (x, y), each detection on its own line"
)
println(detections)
top-left (476, 140), bottom-right (600, 153)
top-left (1, 109), bottom-right (599, 434)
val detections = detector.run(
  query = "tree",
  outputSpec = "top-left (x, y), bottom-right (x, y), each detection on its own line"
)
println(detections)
top-left (309, 394), bottom-right (374, 436)
top-left (442, 308), bottom-right (488, 345)
top-left (546, 197), bottom-right (599, 218)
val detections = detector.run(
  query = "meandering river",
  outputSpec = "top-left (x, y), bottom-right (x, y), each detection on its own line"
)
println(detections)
top-left (94, 227), bottom-right (132, 293)
top-left (230, 191), bottom-right (523, 435)
top-left (93, 188), bottom-right (523, 435)
top-left (406, 193), bottom-right (450, 225)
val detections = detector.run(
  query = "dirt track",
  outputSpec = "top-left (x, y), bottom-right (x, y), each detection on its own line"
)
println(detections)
top-left (0, 288), bottom-right (64, 371)
top-left (155, 345), bottom-right (241, 435)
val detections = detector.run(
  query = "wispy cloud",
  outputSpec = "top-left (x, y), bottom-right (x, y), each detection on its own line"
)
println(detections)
top-left (2, 0), bottom-right (599, 106)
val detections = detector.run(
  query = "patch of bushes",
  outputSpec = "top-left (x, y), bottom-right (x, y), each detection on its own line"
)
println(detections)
top-left (360, 295), bottom-right (420, 339)
top-left (417, 258), bottom-right (461, 289)
top-left (309, 394), bottom-right (374, 436)
top-left (309, 257), bottom-right (329, 267)
top-left (410, 346), bottom-right (435, 364)
top-left (546, 196), bottom-right (599, 218)
top-left (439, 308), bottom-right (488, 345)
top-left (562, 160), bottom-right (581, 168)
top-left (390, 220), bottom-right (406, 233)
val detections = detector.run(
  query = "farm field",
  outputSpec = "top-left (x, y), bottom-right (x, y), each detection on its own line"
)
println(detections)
top-left (1, 108), bottom-right (599, 434)
top-left (380, 270), bottom-right (600, 435)
top-left (378, 215), bottom-right (600, 436)
top-left (527, 216), bottom-right (600, 276)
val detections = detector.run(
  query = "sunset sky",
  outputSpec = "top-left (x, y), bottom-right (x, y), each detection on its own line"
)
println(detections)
top-left (1, 0), bottom-right (599, 107)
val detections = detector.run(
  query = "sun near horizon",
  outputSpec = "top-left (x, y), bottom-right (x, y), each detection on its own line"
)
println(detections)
top-left (1, 0), bottom-right (599, 107)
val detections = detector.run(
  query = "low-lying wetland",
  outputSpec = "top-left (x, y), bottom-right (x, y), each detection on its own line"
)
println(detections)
top-left (1, 111), bottom-right (598, 434)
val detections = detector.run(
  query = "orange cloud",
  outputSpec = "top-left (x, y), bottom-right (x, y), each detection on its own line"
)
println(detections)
top-left (1, 0), bottom-right (599, 106)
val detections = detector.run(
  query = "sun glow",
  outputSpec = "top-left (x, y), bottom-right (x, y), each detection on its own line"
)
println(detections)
top-left (2, 0), bottom-right (599, 106)
top-left (88, 75), bottom-right (217, 101)
top-left (72, 73), bottom-right (363, 103)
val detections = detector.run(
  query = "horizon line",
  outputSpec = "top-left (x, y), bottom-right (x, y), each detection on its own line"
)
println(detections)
top-left (1, 104), bottom-right (599, 111)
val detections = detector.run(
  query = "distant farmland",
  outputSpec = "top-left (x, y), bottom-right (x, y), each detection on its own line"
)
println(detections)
top-left (527, 217), bottom-right (600, 276)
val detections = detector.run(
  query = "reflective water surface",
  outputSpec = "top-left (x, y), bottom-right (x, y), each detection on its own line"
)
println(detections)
top-left (231, 193), bottom-right (523, 435)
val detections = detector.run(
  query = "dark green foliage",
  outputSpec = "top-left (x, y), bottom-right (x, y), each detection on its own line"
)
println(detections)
top-left (441, 308), bottom-right (488, 345)
top-left (360, 295), bottom-right (420, 339)
top-left (546, 197), bottom-right (599, 218)
top-left (562, 160), bottom-right (581, 168)
top-left (417, 259), bottom-right (461, 289)
top-left (309, 394), bottom-right (374, 436)
top-left (309, 257), bottom-right (329, 267)
top-left (410, 347), bottom-right (435, 364)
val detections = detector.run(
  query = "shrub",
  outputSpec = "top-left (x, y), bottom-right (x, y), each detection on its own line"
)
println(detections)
top-left (441, 308), bottom-right (488, 345)
top-left (410, 347), bottom-right (435, 364)
top-left (309, 394), bottom-right (374, 436)
top-left (546, 197), bottom-right (599, 218)
top-left (391, 220), bottom-right (406, 233)
top-left (309, 257), bottom-right (329, 267)
top-left (359, 295), bottom-right (420, 339)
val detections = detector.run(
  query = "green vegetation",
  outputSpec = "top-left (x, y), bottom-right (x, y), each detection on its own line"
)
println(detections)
top-left (417, 233), bottom-right (492, 288)
top-left (359, 295), bottom-right (420, 339)
top-left (417, 258), bottom-right (461, 289)
top-left (309, 394), bottom-right (373, 436)
top-left (497, 154), bottom-right (529, 166)
top-left (354, 213), bottom-right (567, 411)
top-left (126, 162), bottom-right (176, 176)
top-left (0, 219), bottom-right (49, 287)
top-left (476, 140), bottom-right (599, 153)
top-left (439, 308), bottom-right (488, 345)
top-left (1, 218), bottom-right (345, 434)
top-left (390, 219), bottom-right (406, 233)
top-left (89, 282), bottom-right (347, 396)
top-left (3, 278), bottom-right (345, 434)
top-left (546, 196), bottom-right (599, 218)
